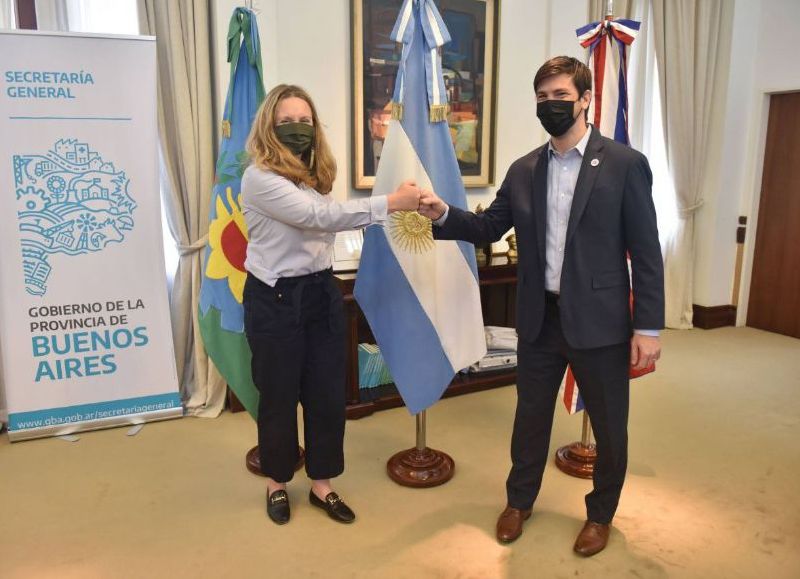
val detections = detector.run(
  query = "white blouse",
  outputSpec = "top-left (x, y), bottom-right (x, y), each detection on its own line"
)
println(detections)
top-left (241, 166), bottom-right (387, 286)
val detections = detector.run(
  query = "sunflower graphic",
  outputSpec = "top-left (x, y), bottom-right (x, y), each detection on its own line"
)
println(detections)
top-left (205, 187), bottom-right (248, 303)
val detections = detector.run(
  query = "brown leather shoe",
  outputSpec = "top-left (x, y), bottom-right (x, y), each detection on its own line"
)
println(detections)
top-left (496, 506), bottom-right (532, 544)
top-left (573, 520), bottom-right (611, 556)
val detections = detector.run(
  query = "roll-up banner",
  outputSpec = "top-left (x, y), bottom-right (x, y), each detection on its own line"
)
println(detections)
top-left (0, 30), bottom-right (181, 441)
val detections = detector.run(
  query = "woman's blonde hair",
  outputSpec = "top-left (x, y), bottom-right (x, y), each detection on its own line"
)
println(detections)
top-left (246, 84), bottom-right (336, 194)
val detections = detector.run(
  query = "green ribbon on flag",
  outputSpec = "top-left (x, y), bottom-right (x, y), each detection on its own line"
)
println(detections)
top-left (222, 8), bottom-right (265, 138)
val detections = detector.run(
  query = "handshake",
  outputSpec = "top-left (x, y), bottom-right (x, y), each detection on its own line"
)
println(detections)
top-left (386, 179), bottom-right (448, 221)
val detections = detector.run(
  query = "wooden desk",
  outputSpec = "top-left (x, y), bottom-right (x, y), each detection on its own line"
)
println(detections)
top-left (335, 257), bottom-right (518, 419)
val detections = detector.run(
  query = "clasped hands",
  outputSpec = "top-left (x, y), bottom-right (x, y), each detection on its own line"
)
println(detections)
top-left (387, 180), bottom-right (448, 221)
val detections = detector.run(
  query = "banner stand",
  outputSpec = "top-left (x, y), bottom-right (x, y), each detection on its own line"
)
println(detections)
top-left (0, 30), bottom-right (181, 441)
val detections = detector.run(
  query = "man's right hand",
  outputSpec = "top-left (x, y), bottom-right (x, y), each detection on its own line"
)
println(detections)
top-left (418, 189), bottom-right (447, 221)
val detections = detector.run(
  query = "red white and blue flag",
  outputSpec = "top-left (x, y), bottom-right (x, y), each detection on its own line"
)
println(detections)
top-left (577, 17), bottom-right (640, 145)
top-left (562, 16), bottom-right (645, 414)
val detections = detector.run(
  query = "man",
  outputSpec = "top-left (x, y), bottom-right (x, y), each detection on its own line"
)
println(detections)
top-left (419, 56), bottom-right (664, 556)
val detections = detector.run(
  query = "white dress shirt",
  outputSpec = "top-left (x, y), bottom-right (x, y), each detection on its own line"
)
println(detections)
top-left (241, 166), bottom-right (387, 286)
top-left (545, 125), bottom-right (591, 293)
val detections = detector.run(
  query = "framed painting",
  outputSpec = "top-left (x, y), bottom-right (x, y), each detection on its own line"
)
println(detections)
top-left (351, 0), bottom-right (499, 189)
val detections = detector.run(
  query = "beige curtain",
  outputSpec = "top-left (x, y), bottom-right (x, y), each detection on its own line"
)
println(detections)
top-left (590, 0), bottom-right (634, 20)
top-left (0, 0), bottom-right (15, 28)
top-left (138, 0), bottom-right (226, 416)
top-left (33, 0), bottom-right (70, 29)
top-left (651, 0), bottom-right (732, 328)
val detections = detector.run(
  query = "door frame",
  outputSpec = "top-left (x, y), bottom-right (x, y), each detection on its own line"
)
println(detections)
top-left (737, 86), bottom-right (800, 326)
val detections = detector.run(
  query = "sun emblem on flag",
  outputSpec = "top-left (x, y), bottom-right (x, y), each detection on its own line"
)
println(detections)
top-left (205, 187), bottom-right (249, 303)
top-left (389, 211), bottom-right (434, 254)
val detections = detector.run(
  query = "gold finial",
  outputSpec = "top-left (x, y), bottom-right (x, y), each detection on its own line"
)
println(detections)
top-left (505, 233), bottom-right (518, 263)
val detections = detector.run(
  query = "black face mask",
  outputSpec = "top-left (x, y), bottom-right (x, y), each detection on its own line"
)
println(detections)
top-left (275, 122), bottom-right (315, 155)
top-left (537, 99), bottom-right (580, 137)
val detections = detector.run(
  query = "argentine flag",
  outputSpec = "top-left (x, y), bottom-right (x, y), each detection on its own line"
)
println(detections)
top-left (354, 0), bottom-right (486, 415)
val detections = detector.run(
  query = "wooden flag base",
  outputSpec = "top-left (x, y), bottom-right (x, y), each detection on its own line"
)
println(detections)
top-left (387, 446), bottom-right (455, 487)
top-left (554, 412), bottom-right (596, 479)
top-left (246, 445), bottom-right (305, 476)
top-left (386, 410), bottom-right (454, 487)
top-left (554, 441), bottom-right (596, 479)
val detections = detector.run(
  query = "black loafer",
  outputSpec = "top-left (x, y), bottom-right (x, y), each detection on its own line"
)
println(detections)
top-left (309, 490), bottom-right (355, 524)
top-left (266, 490), bottom-right (290, 525)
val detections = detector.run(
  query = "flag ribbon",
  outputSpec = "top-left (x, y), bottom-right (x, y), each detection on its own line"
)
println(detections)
top-left (390, 0), bottom-right (451, 123)
top-left (222, 7), bottom-right (265, 138)
top-left (576, 17), bottom-right (640, 50)
top-left (577, 17), bottom-right (640, 144)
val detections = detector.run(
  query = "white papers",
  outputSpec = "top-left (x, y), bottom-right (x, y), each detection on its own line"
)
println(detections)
top-left (333, 230), bottom-right (364, 271)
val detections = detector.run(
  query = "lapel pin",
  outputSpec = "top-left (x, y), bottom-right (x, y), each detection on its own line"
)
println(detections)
top-left (590, 158), bottom-right (600, 167)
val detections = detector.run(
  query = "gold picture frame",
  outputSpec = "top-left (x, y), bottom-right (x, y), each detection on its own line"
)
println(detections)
top-left (351, 0), bottom-right (499, 189)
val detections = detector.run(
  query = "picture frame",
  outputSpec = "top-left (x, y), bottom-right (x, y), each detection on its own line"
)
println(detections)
top-left (351, 0), bottom-right (499, 189)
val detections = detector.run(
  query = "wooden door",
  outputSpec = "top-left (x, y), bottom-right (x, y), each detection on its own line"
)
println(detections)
top-left (747, 92), bottom-right (800, 338)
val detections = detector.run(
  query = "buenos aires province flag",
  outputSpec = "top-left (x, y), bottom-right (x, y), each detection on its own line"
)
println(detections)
top-left (198, 8), bottom-right (265, 418)
top-left (354, 0), bottom-right (486, 415)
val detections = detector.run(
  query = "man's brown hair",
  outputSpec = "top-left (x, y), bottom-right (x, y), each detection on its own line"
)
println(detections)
top-left (533, 56), bottom-right (592, 96)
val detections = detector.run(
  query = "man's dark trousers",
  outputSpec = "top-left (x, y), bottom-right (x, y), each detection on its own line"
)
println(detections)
top-left (507, 294), bottom-right (630, 524)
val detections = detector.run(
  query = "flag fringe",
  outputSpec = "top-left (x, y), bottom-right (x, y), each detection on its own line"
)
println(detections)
top-left (221, 120), bottom-right (231, 138)
top-left (390, 103), bottom-right (449, 123)
top-left (391, 102), bottom-right (404, 120)
top-left (429, 104), bottom-right (449, 123)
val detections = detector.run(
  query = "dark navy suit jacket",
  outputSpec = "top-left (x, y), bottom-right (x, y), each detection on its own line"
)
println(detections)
top-left (434, 128), bottom-right (665, 349)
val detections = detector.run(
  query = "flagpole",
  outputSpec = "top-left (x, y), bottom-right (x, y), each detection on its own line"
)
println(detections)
top-left (581, 411), bottom-right (593, 446)
top-left (556, 0), bottom-right (643, 481)
top-left (416, 410), bottom-right (426, 451)
top-left (387, 410), bottom-right (455, 487)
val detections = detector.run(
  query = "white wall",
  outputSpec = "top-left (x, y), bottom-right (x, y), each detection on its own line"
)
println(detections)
top-left (210, 0), bottom-right (590, 253)
top-left (691, 0), bottom-right (800, 322)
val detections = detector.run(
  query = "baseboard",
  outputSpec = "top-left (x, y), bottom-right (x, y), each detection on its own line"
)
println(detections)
top-left (692, 304), bottom-right (737, 329)
top-left (227, 387), bottom-right (246, 413)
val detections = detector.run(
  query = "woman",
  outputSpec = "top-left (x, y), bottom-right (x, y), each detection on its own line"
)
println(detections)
top-left (241, 84), bottom-right (421, 525)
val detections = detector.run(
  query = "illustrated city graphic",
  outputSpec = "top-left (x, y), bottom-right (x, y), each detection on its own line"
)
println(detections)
top-left (13, 139), bottom-right (137, 296)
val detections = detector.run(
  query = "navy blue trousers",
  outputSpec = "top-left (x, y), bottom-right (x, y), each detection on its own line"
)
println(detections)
top-left (507, 297), bottom-right (630, 524)
top-left (243, 270), bottom-right (346, 482)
